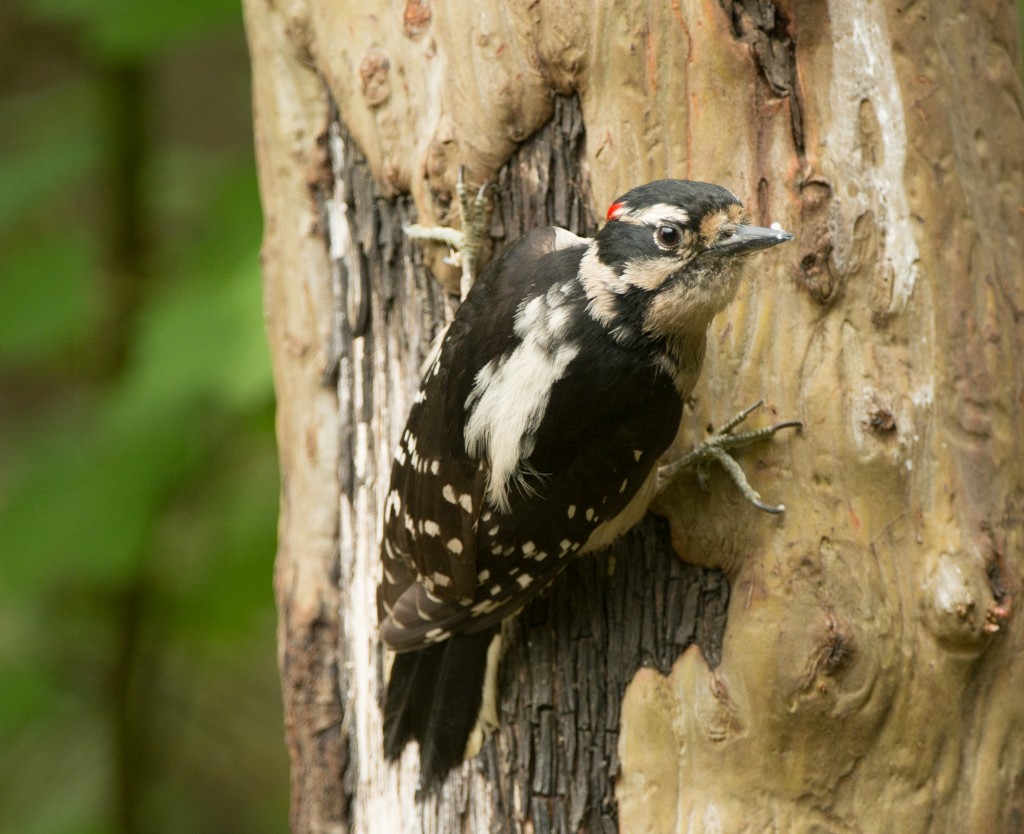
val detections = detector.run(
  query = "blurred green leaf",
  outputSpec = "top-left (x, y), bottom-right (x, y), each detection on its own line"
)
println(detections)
top-left (0, 411), bottom-right (193, 587)
top-left (0, 82), bottom-right (103, 231)
top-left (0, 137), bottom-right (99, 230)
top-left (0, 653), bottom-right (54, 735)
top-left (0, 1), bottom-right (286, 831)
top-left (152, 418), bottom-right (279, 640)
top-left (119, 170), bottom-right (270, 423)
top-left (0, 168), bottom-right (270, 587)
top-left (0, 229), bottom-right (98, 362)
top-left (23, 0), bottom-right (241, 59)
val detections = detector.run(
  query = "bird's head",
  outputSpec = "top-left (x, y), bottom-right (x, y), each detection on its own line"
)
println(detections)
top-left (579, 179), bottom-right (792, 345)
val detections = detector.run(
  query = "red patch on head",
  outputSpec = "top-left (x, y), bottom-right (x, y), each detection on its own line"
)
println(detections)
top-left (606, 201), bottom-right (626, 221)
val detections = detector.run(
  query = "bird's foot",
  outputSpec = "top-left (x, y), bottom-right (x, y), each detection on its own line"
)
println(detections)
top-left (657, 400), bottom-right (801, 514)
top-left (405, 167), bottom-right (491, 300)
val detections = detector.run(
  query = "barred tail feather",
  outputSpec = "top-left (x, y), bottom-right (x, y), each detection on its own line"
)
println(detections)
top-left (382, 627), bottom-right (501, 788)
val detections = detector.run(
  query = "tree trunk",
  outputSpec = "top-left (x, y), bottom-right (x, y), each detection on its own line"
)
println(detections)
top-left (244, 1), bottom-right (1024, 832)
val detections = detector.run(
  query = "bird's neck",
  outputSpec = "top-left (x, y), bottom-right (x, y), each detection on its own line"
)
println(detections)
top-left (660, 329), bottom-right (708, 399)
top-left (577, 242), bottom-right (710, 396)
top-left (577, 243), bottom-right (626, 333)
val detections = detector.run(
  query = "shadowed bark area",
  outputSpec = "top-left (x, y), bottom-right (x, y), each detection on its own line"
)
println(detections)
top-left (495, 517), bottom-right (730, 833)
top-left (244, 0), bottom-right (1024, 831)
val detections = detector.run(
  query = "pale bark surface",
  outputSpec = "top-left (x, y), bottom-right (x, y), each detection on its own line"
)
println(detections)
top-left (244, 0), bottom-right (1024, 832)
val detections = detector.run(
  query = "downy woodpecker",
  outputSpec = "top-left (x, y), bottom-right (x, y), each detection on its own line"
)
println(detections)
top-left (379, 179), bottom-right (794, 787)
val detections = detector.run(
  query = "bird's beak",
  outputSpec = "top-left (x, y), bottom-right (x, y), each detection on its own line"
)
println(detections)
top-left (707, 224), bottom-right (794, 256)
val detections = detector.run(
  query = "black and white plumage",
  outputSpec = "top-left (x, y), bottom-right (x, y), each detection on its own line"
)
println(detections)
top-left (378, 179), bottom-right (792, 786)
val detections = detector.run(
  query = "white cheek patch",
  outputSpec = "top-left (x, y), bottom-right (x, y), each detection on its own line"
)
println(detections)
top-left (621, 255), bottom-right (686, 291)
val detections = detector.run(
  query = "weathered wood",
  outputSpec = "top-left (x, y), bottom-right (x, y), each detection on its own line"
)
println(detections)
top-left (245, 0), bottom-right (1024, 831)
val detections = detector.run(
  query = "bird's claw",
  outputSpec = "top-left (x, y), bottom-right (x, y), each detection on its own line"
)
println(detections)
top-left (658, 400), bottom-right (801, 514)
top-left (453, 166), bottom-right (492, 299)
top-left (405, 166), bottom-right (493, 301)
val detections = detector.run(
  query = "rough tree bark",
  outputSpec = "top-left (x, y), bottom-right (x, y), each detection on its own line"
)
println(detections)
top-left (244, 1), bottom-right (1024, 832)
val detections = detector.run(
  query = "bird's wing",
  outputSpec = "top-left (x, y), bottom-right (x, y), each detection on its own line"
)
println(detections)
top-left (379, 227), bottom-right (589, 650)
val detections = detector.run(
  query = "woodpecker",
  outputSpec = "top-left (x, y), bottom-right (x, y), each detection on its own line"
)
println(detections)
top-left (379, 179), bottom-right (794, 788)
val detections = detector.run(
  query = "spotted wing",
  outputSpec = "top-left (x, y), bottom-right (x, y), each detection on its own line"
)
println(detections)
top-left (399, 343), bottom-right (684, 641)
top-left (378, 227), bottom-right (589, 650)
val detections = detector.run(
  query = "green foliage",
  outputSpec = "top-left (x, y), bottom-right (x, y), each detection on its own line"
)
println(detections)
top-left (0, 228), bottom-right (98, 362)
top-left (0, 0), bottom-right (288, 832)
top-left (25, 0), bottom-right (241, 59)
top-left (0, 80), bottom-right (104, 232)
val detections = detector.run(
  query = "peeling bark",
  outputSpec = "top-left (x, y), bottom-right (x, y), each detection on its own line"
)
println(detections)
top-left (245, 0), bottom-right (1024, 831)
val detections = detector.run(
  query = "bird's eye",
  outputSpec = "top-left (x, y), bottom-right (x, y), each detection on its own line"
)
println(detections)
top-left (655, 225), bottom-right (681, 249)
